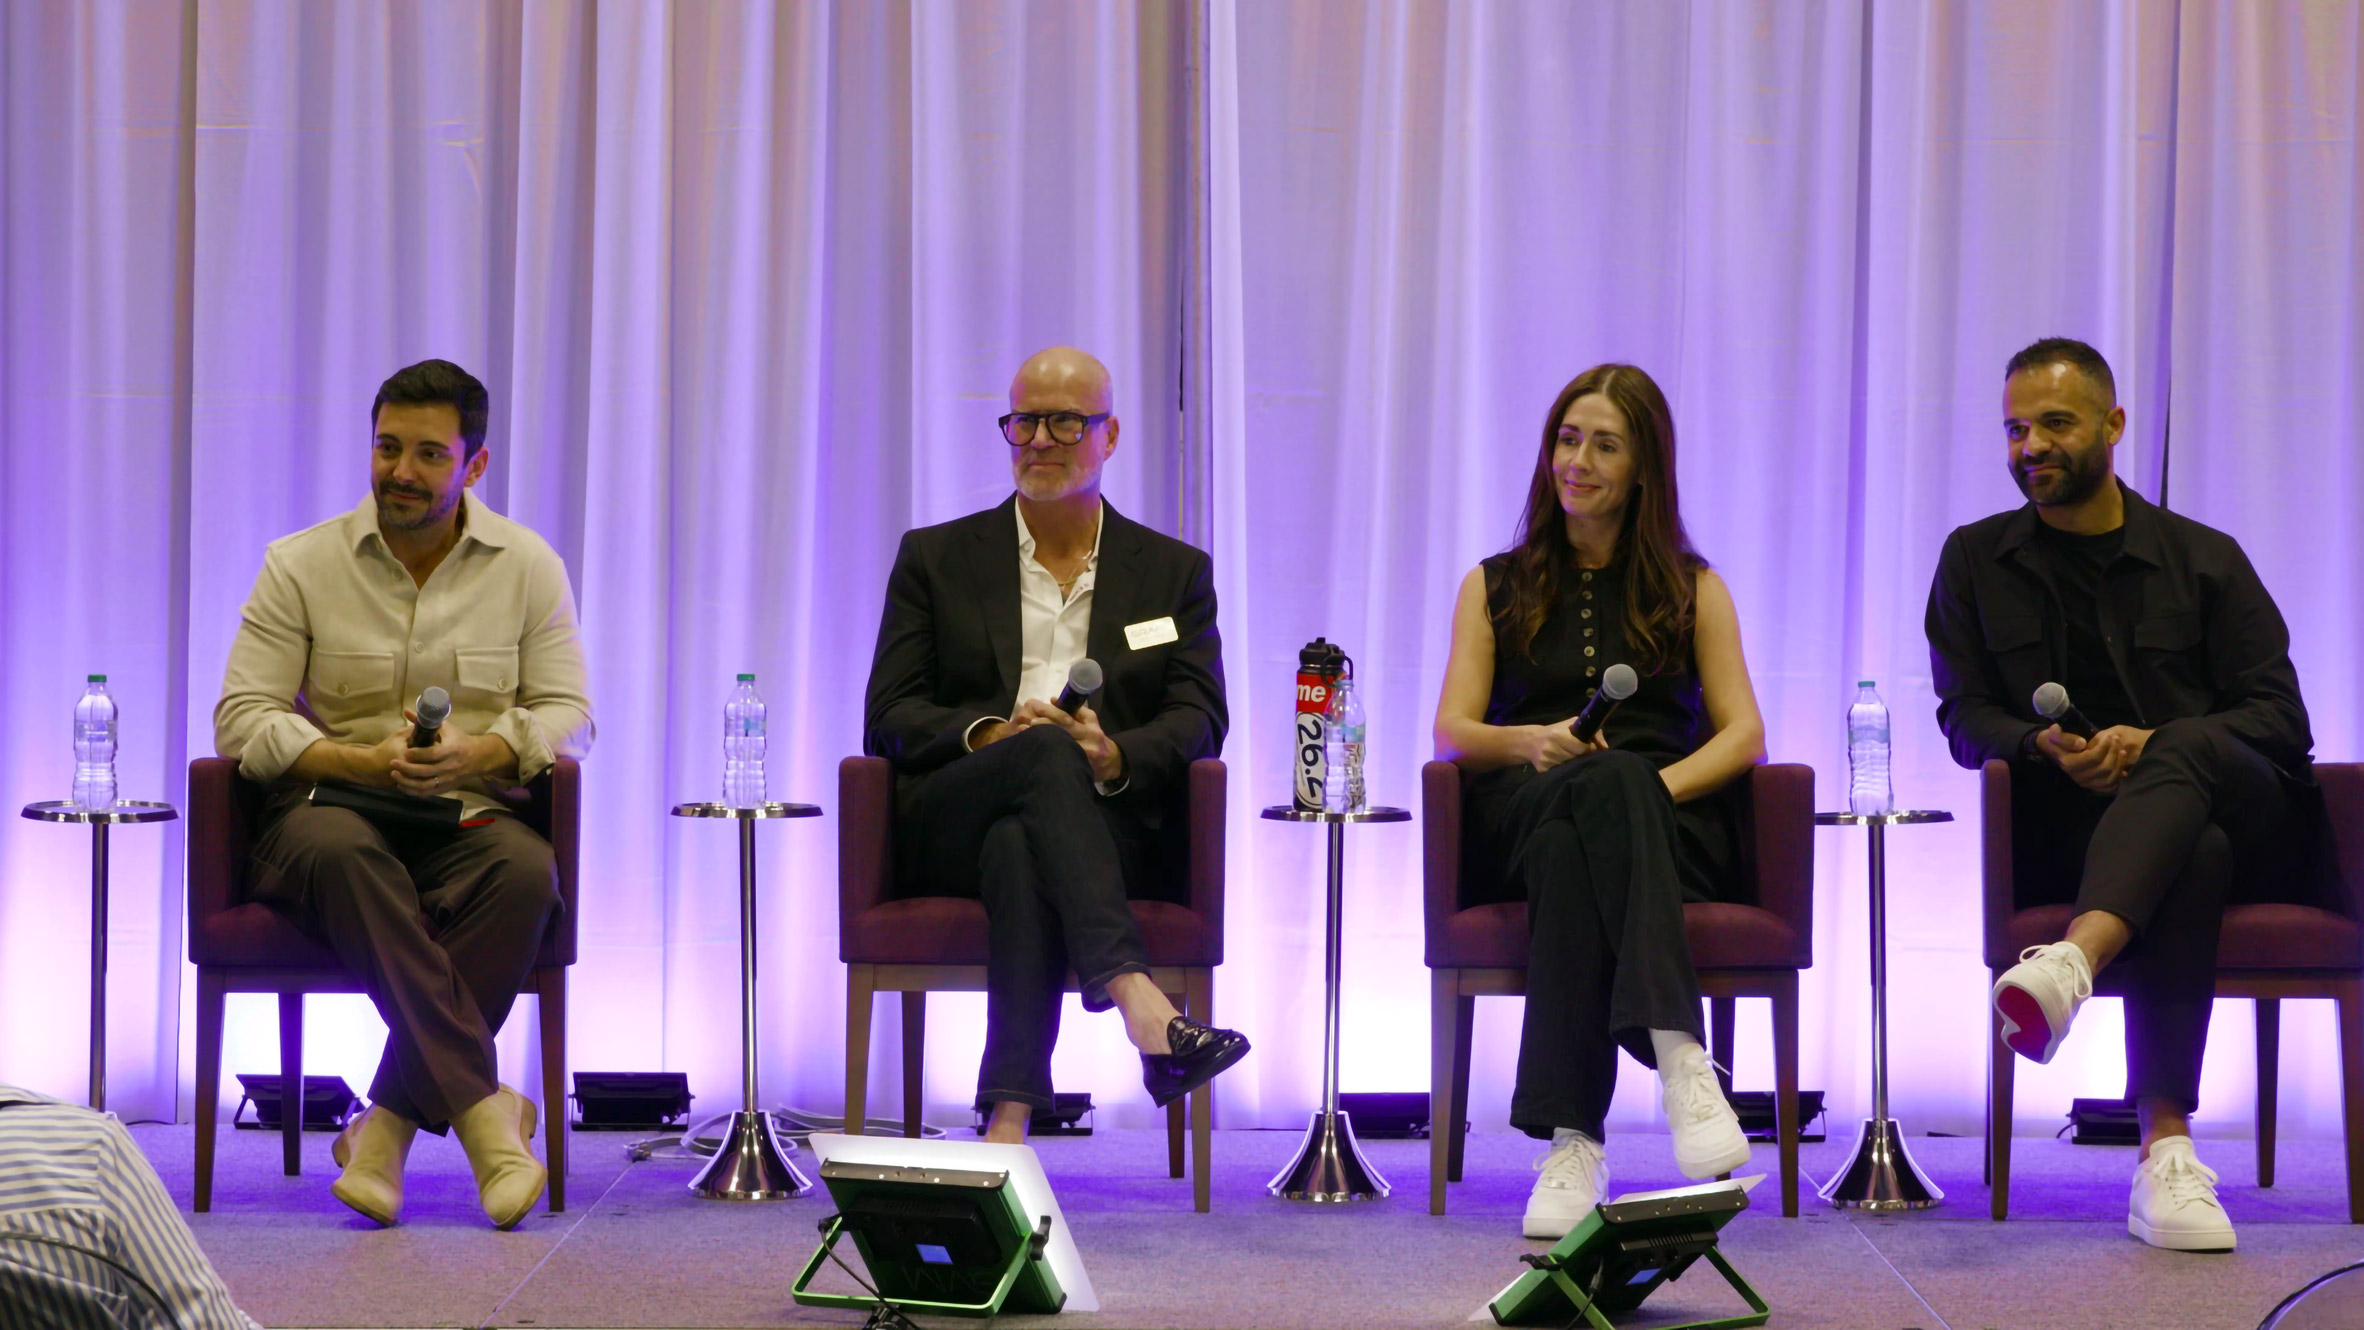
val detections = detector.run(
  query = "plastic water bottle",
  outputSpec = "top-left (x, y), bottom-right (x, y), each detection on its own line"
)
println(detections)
top-left (1847, 680), bottom-right (1892, 816)
top-left (723, 674), bottom-right (766, 809)
top-left (74, 675), bottom-right (118, 812)
top-left (1324, 672), bottom-right (1366, 814)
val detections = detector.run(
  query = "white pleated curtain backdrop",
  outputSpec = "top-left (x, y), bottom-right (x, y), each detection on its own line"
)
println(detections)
top-left (0, 1), bottom-right (2356, 1143)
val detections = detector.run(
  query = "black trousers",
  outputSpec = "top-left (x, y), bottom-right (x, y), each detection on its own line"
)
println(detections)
top-left (2013, 718), bottom-right (2315, 1112)
top-left (1470, 751), bottom-right (1709, 1142)
top-left (248, 793), bottom-right (559, 1132)
top-left (896, 724), bottom-right (1155, 1112)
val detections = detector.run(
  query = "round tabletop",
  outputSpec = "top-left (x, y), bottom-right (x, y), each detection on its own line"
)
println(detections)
top-left (22, 800), bottom-right (178, 825)
top-left (1813, 810), bottom-right (1953, 826)
top-left (671, 802), bottom-right (822, 819)
top-left (1260, 804), bottom-right (1411, 824)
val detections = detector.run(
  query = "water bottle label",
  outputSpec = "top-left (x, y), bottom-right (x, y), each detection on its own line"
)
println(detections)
top-left (1294, 673), bottom-right (1332, 810)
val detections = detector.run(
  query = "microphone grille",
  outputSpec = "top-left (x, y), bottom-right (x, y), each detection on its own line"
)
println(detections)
top-left (418, 686), bottom-right (451, 725)
top-left (1068, 658), bottom-right (1104, 693)
top-left (2032, 682), bottom-right (2069, 720)
top-left (1602, 663), bottom-right (1639, 700)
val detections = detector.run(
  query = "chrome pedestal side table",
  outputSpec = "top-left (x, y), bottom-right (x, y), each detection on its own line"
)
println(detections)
top-left (21, 800), bottom-right (179, 1112)
top-left (671, 800), bottom-right (821, 1200)
top-left (1813, 808), bottom-right (1953, 1210)
top-left (1259, 803), bottom-right (1411, 1202)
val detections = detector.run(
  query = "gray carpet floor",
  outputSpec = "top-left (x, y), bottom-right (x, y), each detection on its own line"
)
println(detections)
top-left (139, 1120), bottom-right (2364, 1329)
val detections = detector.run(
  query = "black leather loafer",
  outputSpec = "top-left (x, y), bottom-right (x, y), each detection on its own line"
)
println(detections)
top-left (1141, 1016), bottom-right (1251, 1107)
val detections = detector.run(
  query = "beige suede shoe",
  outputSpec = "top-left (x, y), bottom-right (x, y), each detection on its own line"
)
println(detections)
top-left (328, 1105), bottom-right (417, 1226)
top-left (453, 1084), bottom-right (545, 1229)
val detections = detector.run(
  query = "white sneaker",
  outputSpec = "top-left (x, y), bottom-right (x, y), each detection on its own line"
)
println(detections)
top-left (1993, 941), bottom-right (2093, 1064)
top-left (1660, 1044), bottom-right (1751, 1179)
top-left (2128, 1136), bottom-right (2236, 1251)
top-left (1523, 1135), bottom-right (1607, 1240)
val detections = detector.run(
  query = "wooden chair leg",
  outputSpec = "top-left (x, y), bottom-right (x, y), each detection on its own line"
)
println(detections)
top-left (1430, 969), bottom-right (1458, 1215)
top-left (845, 964), bottom-right (874, 1137)
top-left (278, 993), bottom-right (303, 1177)
top-left (1159, 984), bottom-right (1186, 1181)
top-left (1187, 967), bottom-right (1214, 1214)
top-left (1164, 986), bottom-right (1186, 1180)
top-left (538, 968), bottom-right (568, 1212)
top-left (900, 991), bottom-right (926, 1138)
top-left (1772, 973), bottom-right (1799, 1219)
top-left (1448, 992), bottom-right (1476, 1184)
top-left (1709, 995), bottom-right (1737, 1095)
top-left (194, 969), bottom-right (226, 1212)
top-left (2337, 977), bottom-right (2364, 1225)
top-left (2255, 997), bottom-right (2280, 1188)
top-left (1991, 984), bottom-right (2015, 1221)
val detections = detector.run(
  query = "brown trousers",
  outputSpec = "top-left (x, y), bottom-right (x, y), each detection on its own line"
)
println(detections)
top-left (247, 792), bottom-right (559, 1132)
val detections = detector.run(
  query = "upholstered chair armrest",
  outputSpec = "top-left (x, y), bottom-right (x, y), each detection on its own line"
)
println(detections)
top-left (1186, 758), bottom-right (1226, 963)
top-left (1422, 760), bottom-right (1464, 966)
top-left (839, 757), bottom-right (896, 950)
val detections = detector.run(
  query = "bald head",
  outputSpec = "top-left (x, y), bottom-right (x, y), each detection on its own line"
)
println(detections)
top-left (1010, 346), bottom-right (1114, 415)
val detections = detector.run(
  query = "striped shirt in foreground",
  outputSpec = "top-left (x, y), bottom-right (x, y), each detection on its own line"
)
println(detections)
top-left (0, 1084), bottom-right (259, 1329)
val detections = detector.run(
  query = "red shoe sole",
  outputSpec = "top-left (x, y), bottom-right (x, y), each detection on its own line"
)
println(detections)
top-left (1996, 983), bottom-right (2056, 1062)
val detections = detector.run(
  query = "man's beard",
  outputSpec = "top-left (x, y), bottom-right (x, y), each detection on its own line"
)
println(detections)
top-left (2012, 446), bottom-right (2108, 507)
top-left (376, 483), bottom-right (459, 531)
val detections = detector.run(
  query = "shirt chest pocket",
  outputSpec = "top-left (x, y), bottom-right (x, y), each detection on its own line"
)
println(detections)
top-left (2133, 611), bottom-right (2202, 653)
top-left (1981, 614), bottom-right (2043, 656)
top-left (454, 646), bottom-right (520, 711)
top-left (309, 649), bottom-right (397, 707)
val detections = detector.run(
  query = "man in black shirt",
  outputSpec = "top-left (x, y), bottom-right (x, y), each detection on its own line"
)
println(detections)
top-left (1925, 337), bottom-right (2323, 1252)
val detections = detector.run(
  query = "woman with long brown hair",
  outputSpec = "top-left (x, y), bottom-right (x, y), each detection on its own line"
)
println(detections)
top-left (1432, 363), bottom-right (1767, 1239)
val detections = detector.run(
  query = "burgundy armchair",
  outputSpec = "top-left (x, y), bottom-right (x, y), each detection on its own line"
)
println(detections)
top-left (186, 756), bottom-right (578, 1212)
top-left (839, 755), bottom-right (1227, 1211)
top-left (1422, 760), bottom-right (1815, 1217)
top-left (1982, 759), bottom-right (2364, 1222)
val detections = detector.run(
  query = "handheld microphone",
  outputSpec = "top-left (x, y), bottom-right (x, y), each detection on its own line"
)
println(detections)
top-left (1054, 658), bottom-right (1104, 715)
top-left (2032, 682), bottom-right (2097, 740)
top-left (1570, 663), bottom-right (1639, 743)
top-left (411, 686), bottom-right (450, 750)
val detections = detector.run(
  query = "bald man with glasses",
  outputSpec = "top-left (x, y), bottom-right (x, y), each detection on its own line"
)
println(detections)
top-left (863, 346), bottom-right (1250, 1143)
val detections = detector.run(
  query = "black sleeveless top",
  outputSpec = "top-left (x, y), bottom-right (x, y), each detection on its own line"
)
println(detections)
top-left (1461, 549), bottom-right (1740, 903)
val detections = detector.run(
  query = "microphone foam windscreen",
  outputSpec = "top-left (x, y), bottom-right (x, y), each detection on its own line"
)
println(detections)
top-left (2032, 682), bottom-right (2070, 720)
top-left (417, 686), bottom-right (451, 726)
top-left (1601, 663), bottom-right (1639, 701)
top-left (1067, 658), bottom-right (1104, 694)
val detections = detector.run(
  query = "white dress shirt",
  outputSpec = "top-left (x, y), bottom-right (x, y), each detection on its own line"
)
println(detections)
top-left (964, 501), bottom-right (1125, 793)
top-left (214, 491), bottom-right (595, 819)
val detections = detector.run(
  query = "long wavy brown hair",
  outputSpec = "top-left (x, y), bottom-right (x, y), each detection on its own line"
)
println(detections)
top-left (1493, 364), bottom-right (1705, 673)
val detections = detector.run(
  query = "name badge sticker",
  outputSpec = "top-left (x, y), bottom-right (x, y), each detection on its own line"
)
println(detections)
top-left (1124, 616), bottom-right (1179, 650)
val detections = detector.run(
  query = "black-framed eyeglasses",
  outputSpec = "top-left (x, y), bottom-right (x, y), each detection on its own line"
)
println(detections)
top-left (998, 412), bottom-right (1110, 447)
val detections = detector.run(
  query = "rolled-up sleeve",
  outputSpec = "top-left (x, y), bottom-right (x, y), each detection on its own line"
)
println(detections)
top-left (214, 549), bottom-right (327, 782)
top-left (482, 545), bottom-right (594, 782)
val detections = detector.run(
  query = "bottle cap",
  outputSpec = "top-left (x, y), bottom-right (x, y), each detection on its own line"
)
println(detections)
top-left (1857, 680), bottom-right (1874, 688)
top-left (737, 673), bottom-right (756, 682)
top-left (1299, 638), bottom-right (1347, 673)
top-left (88, 674), bottom-right (106, 683)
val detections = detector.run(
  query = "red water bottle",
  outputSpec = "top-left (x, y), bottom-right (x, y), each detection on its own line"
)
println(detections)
top-left (1294, 638), bottom-right (1348, 811)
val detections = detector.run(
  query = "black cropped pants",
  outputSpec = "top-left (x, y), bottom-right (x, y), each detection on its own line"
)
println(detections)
top-left (2013, 718), bottom-right (2316, 1112)
top-left (1470, 750), bottom-right (1709, 1143)
top-left (896, 724), bottom-right (1155, 1113)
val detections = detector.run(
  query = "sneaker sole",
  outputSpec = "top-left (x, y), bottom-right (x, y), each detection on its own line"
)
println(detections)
top-left (1521, 1216), bottom-right (1577, 1240)
top-left (1676, 1140), bottom-right (1753, 1180)
top-left (2128, 1212), bottom-right (2234, 1251)
top-left (1994, 980), bottom-right (2063, 1064)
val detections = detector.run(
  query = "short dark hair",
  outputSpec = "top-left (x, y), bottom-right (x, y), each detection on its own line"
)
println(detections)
top-left (2004, 337), bottom-right (2116, 405)
top-left (372, 359), bottom-right (490, 458)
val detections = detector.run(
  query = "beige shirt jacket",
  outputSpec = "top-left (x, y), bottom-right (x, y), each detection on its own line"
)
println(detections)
top-left (214, 492), bottom-right (595, 820)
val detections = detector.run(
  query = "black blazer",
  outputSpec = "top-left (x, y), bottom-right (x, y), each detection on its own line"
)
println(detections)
top-left (1924, 483), bottom-right (2313, 782)
top-left (863, 496), bottom-right (1228, 827)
